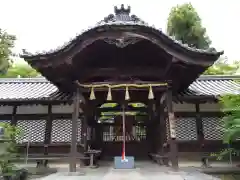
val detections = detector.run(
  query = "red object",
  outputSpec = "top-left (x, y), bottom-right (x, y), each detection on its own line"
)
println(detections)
top-left (122, 143), bottom-right (125, 160)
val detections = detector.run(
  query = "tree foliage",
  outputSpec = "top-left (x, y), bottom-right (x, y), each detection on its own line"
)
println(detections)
top-left (0, 64), bottom-right (40, 78)
top-left (219, 95), bottom-right (240, 144)
top-left (167, 3), bottom-right (240, 75)
top-left (0, 29), bottom-right (16, 74)
top-left (167, 3), bottom-right (211, 49)
top-left (210, 95), bottom-right (240, 161)
top-left (0, 122), bottom-right (22, 175)
top-left (204, 59), bottom-right (240, 75)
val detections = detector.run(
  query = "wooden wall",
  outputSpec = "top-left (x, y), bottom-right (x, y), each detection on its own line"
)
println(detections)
top-left (0, 102), bottom-right (225, 154)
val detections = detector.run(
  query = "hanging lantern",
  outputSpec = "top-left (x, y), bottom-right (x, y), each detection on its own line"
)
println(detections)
top-left (125, 86), bottom-right (130, 100)
top-left (89, 87), bottom-right (96, 100)
top-left (148, 85), bottom-right (154, 99)
top-left (107, 87), bottom-right (112, 101)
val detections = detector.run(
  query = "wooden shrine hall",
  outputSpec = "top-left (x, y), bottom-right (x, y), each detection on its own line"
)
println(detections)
top-left (0, 5), bottom-right (227, 171)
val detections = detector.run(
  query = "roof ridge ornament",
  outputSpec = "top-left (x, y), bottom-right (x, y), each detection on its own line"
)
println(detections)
top-left (100, 4), bottom-right (146, 24)
top-left (114, 4), bottom-right (131, 15)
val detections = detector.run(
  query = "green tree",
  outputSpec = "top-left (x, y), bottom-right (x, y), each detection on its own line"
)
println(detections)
top-left (204, 59), bottom-right (240, 75)
top-left (220, 95), bottom-right (240, 144)
top-left (0, 29), bottom-right (16, 74)
top-left (210, 95), bottom-right (240, 161)
top-left (0, 122), bottom-right (22, 176)
top-left (0, 64), bottom-right (40, 78)
top-left (167, 3), bottom-right (211, 49)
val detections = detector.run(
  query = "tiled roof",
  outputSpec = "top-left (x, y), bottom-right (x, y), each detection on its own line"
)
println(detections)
top-left (0, 78), bottom-right (71, 102)
top-left (0, 75), bottom-right (239, 102)
top-left (186, 76), bottom-right (240, 97)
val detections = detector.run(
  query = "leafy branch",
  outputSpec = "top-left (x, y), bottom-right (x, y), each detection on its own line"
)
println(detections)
top-left (0, 122), bottom-right (22, 176)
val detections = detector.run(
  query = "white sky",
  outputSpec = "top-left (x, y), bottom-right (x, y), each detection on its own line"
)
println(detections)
top-left (0, 0), bottom-right (239, 61)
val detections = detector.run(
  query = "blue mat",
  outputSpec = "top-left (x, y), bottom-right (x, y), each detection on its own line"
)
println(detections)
top-left (114, 156), bottom-right (135, 169)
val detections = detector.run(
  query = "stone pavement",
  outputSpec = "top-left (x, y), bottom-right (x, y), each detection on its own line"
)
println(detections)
top-left (38, 169), bottom-right (220, 180)
top-left (31, 161), bottom-right (221, 180)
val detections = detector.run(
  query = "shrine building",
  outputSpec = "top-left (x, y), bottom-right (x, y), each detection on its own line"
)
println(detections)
top-left (0, 5), bottom-right (236, 171)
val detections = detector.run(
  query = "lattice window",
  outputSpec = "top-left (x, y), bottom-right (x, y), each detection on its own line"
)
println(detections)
top-left (134, 125), bottom-right (146, 141)
top-left (166, 116), bottom-right (170, 140)
top-left (0, 120), bottom-right (11, 124)
top-left (16, 120), bottom-right (46, 143)
top-left (103, 125), bottom-right (146, 142)
top-left (166, 117), bottom-right (197, 140)
top-left (77, 119), bottom-right (82, 142)
top-left (175, 118), bottom-right (197, 140)
top-left (203, 117), bottom-right (224, 140)
top-left (103, 126), bottom-right (114, 141)
top-left (51, 119), bottom-right (82, 143)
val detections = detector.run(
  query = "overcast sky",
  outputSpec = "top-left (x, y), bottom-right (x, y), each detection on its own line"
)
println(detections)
top-left (0, 0), bottom-right (239, 61)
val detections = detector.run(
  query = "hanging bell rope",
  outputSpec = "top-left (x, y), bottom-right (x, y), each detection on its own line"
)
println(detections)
top-left (75, 81), bottom-right (168, 100)
top-left (125, 86), bottom-right (130, 100)
top-left (148, 85), bottom-right (154, 100)
top-left (89, 87), bottom-right (96, 100)
top-left (107, 87), bottom-right (112, 101)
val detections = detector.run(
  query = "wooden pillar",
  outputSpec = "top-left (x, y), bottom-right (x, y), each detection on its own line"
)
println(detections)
top-left (195, 103), bottom-right (204, 149)
top-left (10, 106), bottom-right (17, 126)
top-left (44, 104), bottom-right (53, 155)
top-left (90, 105), bottom-right (98, 149)
top-left (95, 122), bottom-right (103, 149)
top-left (146, 101), bottom-right (154, 152)
top-left (82, 115), bottom-right (88, 151)
top-left (95, 106), bottom-right (103, 149)
top-left (69, 88), bottom-right (80, 172)
top-left (159, 94), bottom-right (167, 152)
top-left (87, 101), bottom-right (96, 149)
top-left (166, 88), bottom-right (178, 170)
top-left (9, 106), bottom-right (18, 142)
top-left (151, 99), bottom-right (162, 153)
top-left (83, 101), bottom-right (94, 152)
top-left (78, 99), bottom-right (89, 152)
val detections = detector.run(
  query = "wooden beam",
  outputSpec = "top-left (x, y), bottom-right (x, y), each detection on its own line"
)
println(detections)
top-left (69, 88), bottom-right (81, 172)
top-left (0, 114), bottom-right (84, 120)
top-left (0, 111), bottom-right (223, 121)
top-left (79, 67), bottom-right (165, 80)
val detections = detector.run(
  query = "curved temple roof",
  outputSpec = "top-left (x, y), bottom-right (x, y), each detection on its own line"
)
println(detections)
top-left (20, 5), bottom-right (223, 93)
top-left (21, 4), bottom-right (223, 62)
